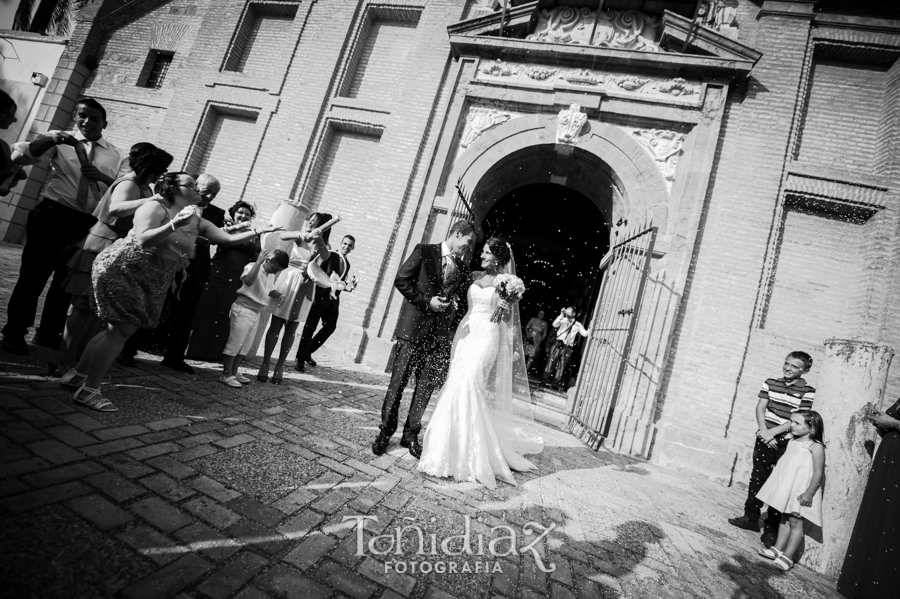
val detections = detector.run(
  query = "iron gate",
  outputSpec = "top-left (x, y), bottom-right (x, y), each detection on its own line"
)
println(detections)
top-left (568, 226), bottom-right (657, 450)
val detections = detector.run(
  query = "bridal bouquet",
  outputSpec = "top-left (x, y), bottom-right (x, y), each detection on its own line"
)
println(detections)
top-left (491, 273), bottom-right (526, 323)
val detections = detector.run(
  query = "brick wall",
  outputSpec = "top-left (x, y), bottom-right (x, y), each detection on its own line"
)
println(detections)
top-left (194, 110), bottom-right (260, 196)
top-left (345, 19), bottom-right (419, 104)
top-left (231, 7), bottom-right (297, 76)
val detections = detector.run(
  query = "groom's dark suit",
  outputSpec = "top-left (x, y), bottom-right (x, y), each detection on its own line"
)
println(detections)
top-left (378, 243), bottom-right (466, 444)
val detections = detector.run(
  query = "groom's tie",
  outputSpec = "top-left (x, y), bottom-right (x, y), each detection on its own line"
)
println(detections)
top-left (442, 254), bottom-right (458, 288)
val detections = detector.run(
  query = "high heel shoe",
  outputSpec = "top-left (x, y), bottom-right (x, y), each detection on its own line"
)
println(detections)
top-left (59, 368), bottom-right (87, 390)
top-left (257, 360), bottom-right (270, 383)
top-left (257, 374), bottom-right (269, 382)
top-left (271, 365), bottom-right (284, 385)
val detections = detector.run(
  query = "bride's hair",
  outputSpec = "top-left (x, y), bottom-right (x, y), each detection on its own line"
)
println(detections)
top-left (485, 236), bottom-right (511, 266)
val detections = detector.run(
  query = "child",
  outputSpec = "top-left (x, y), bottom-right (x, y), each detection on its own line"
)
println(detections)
top-left (729, 351), bottom-right (816, 544)
top-left (755, 410), bottom-right (826, 571)
top-left (220, 249), bottom-right (289, 388)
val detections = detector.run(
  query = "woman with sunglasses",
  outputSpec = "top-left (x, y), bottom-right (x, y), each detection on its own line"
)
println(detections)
top-left (59, 172), bottom-right (281, 412)
top-left (186, 200), bottom-right (261, 361)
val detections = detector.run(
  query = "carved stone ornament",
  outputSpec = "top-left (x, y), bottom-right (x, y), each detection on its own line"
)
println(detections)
top-left (461, 107), bottom-right (511, 148)
top-left (632, 129), bottom-right (685, 181)
top-left (615, 75), bottom-right (649, 91)
top-left (561, 69), bottom-right (605, 86)
top-left (524, 66), bottom-right (558, 80)
top-left (480, 59), bottom-right (518, 77)
top-left (655, 78), bottom-right (696, 96)
top-left (526, 7), bottom-right (662, 53)
top-left (557, 104), bottom-right (588, 144)
top-left (696, 0), bottom-right (739, 40)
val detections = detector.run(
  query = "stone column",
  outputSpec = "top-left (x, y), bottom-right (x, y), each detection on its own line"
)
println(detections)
top-left (800, 339), bottom-right (894, 576)
top-left (246, 201), bottom-right (309, 358)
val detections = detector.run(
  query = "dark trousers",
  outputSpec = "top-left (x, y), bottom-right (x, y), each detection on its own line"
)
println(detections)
top-left (295, 289), bottom-right (339, 363)
top-left (379, 335), bottom-right (450, 441)
top-left (744, 436), bottom-right (788, 529)
top-left (542, 341), bottom-right (574, 385)
top-left (2, 200), bottom-right (96, 341)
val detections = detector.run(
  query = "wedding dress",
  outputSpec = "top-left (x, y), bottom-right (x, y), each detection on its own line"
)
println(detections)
top-left (417, 282), bottom-right (544, 489)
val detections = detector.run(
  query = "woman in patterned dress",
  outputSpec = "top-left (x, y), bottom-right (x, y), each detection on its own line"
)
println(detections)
top-left (59, 172), bottom-right (280, 412)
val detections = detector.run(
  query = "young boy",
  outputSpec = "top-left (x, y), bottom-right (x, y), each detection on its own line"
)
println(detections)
top-left (220, 249), bottom-right (289, 388)
top-left (729, 351), bottom-right (816, 544)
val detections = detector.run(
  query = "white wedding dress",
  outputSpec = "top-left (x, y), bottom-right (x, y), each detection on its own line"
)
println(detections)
top-left (417, 283), bottom-right (542, 489)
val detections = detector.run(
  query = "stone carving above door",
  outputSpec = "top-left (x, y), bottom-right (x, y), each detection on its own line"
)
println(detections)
top-left (526, 7), bottom-right (662, 52)
top-left (480, 59), bottom-right (518, 77)
top-left (461, 107), bottom-right (511, 148)
top-left (631, 129), bottom-right (685, 182)
top-left (557, 104), bottom-right (588, 144)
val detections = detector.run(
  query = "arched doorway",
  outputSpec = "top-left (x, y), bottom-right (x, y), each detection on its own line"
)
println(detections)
top-left (478, 183), bottom-right (609, 386)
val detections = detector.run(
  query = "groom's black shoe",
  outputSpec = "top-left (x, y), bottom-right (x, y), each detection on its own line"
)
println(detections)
top-left (400, 436), bottom-right (422, 459)
top-left (371, 435), bottom-right (390, 456)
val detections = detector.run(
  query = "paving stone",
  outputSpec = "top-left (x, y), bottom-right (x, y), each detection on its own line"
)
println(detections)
top-left (272, 487), bottom-right (318, 514)
top-left (139, 473), bottom-right (197, 502)
top-left (226, 519), bottom-right (290, 556)
top-left (138, 429), bottom-right (189, 445)
top-left (550, 583), bottom-right (577, 599)
top-left (44, 424), bottom-right (98, 447)
top-left (228, 496), bottom-right (286, 528)
top-left (57, 412), bottom-right (105, 432)
top-left (283, 533), bottom-right (338, 570)
top-left (357, 556), bottom-right (417, 596)
top-left (195, 551), bottom-right (269, 599)
top-left (232, 587), bottom-right (271, 599)
top-left (0, 480), bottom-right (92, 513)
top-left (146, 417), bottom-right (193, 431)
top-left (177, 431), bottom-right (224, 449)
top-left (0, 456), bottom-right (51, 478)
top-left (85, 471), bottom-right (147, 503)
top-left (212, 433), bottom-right (255, 449)
top-left (0, 479), bottom-right (31, 497)
top-left (127, 441), bottom-right (182, 461)
top-left (277, 508), bottom-right (325, 538)
top-left (255, 563), bottom-right (332, 599)
top-left (24, 438), bottom-right (85, 465)
top-left (173, 444), bottom-right (219, 462)
top-left (188, 475), bottom-right (241, 503)
top-left (117, 524), bottom-right (181, 565)
top-left (120, 554), bottom-right (213, 599)
top-left (183, 496), bottom-right (242, 529)
top-left (30, 396), bottom-right (75, 414)
top-left (550, 555), bottom-right (575, 587)
top-left (311, 488), bottom-right (355, 514)
top-left (491, 560), bottom-right (519, 596)
top-left (65, 494), bottom-right (134, 530)
top-left (14, 408), bottom-right (63, 428)
top-left (82, 437), bottom-right (145, 457)
top-left (423, 587), bottom-right (460, 599)
top-left (93, 424), bottom-right (153, 441)
top-left (330, 532), bottom-right (365, 569)
top-left (21, 460), bottom-right (104, 487)
top-left (174, 522), bottom-right (240, 563)
top-left (345, 457), bottom-right (384, 477)
top-left (99, 453), bottom-right (156, 478)
top-left (145, 454), bottom-right (197, 479)
top-left (0, 421), bottom-right (47, 443)
top-left (130, 496), bottom-right (194, 533)
top-left (314, 560), bottom-right (379, 599)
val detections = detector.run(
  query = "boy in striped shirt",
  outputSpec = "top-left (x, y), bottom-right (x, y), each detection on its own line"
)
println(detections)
top-left (729, 351), bottom-right (815, 545)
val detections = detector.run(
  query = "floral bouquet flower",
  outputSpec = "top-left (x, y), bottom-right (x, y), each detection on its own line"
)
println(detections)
top-left (491, 273), bottom-right (526, 323)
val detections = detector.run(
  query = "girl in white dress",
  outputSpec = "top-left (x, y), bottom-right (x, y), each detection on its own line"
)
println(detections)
top-left (756, 410), bottom-right (826, 571)
top-left (256, 212), bottom-right (330, 384)
top-left (417, 237), bottom-right (543, 489)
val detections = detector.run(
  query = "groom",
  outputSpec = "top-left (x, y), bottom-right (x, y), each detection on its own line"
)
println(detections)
top-left (372, 220), bottom-right (477, 458)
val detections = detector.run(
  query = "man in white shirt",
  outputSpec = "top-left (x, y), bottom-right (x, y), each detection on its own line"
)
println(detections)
top-left (2, 98), bottom-right (128, 355)
top-left (541, 306), bottom-right (589, 390)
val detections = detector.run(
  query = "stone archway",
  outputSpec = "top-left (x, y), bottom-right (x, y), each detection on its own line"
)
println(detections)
top-left (446, 114), bottom-right (671, 236)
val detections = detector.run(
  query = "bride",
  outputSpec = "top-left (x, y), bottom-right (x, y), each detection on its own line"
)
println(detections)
top-left (417, 236), bottom-right (544, 488)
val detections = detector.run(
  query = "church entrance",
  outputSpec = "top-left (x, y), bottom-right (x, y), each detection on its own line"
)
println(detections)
top-left (477, 183), bottom-right (610, 388)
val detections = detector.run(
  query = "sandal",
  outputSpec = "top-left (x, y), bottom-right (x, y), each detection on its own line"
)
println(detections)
top-left (773, 555), bottom-right (793, 571)
top-left (74, 384), bottom-right (118, 412)
top-left (59, 368), bottom-right (87, 390)
top-left (757, 547), bottom-right (782, 560)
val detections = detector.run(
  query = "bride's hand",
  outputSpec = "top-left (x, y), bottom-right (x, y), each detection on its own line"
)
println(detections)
top-left (498, 298), bottom-right (510, 311)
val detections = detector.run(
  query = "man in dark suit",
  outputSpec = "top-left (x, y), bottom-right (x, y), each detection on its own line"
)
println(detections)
top-left (294, 234), bottom-right (357, 372)
top-left (372, 221), bottom-right (476, 458)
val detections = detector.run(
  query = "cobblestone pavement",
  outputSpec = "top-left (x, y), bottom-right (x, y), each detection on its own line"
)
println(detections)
top-left (0, 242), bottom-right (843, 599)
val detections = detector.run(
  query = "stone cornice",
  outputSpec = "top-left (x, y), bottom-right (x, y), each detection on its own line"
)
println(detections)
top-left (446, 1), bottom-right (539, 37)
top-left (659, 10), bottom-right (763, 64)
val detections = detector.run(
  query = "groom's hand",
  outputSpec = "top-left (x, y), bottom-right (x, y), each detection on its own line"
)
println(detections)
top-left (429, 296), bottom-right (450, 312)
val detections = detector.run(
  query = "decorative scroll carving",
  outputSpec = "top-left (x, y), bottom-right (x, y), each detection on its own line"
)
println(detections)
top-left (654, 78), bottom-right (696, 96)
top-left (561, 69), bottom-right (605, 86)
top-left (696, 0), bottom-right (739, 40)
top-left (526, 7), bottom-right (662, 53)
top-left (524, 66), bottom-right (558, 80)
top-left (461, 107), bottom-right (510, 148)
top-left (557, 104), bottom-right (588, 144)
top-left (480, 59), bottom-right (518, 77)
top-left (632, 129), bottom-right (684, 181)
top-left (615, 76), bottom-right (649, 91)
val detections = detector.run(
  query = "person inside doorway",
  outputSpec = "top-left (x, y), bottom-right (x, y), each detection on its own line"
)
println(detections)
top-left (541, 306), bottom-right (588, 390)
top-left (524, 309), bottom-right (548, 372)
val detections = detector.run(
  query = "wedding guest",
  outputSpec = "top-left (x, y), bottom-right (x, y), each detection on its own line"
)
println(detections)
top-left (220, 249), bottom-right (288, 388)
top-left (541, 306), bottom-right (588, 390)
top-left (524, 309), bottom-right (548, 371)
top-left (185, 200), bottom-right (260, 362)
top-left (2, 98), bottom-right (129, 355)
top-left (257, 212), bottom-right (331, 384)
top-left (294, 234), bottom-right (358, 372)
top-left (53, 143), bottom-right (172, 376)
top-left (837, 398), bottom-right (900, 598)
top-left (0, 90), bottom-right (28, 196)
top-left (117, 173), bottom-right (223, 370)
top-left (58, 172), bottom-right (279, 411)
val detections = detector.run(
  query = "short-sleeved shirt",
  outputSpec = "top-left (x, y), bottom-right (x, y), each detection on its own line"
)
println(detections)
top-left (236, 263), bottom-right (276, 310)
top-left (760, 377), bottom-right (816, 435)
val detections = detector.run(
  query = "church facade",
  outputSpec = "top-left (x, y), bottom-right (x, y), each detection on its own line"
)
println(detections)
top-left (7, 0), bottom-right (900, 484)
